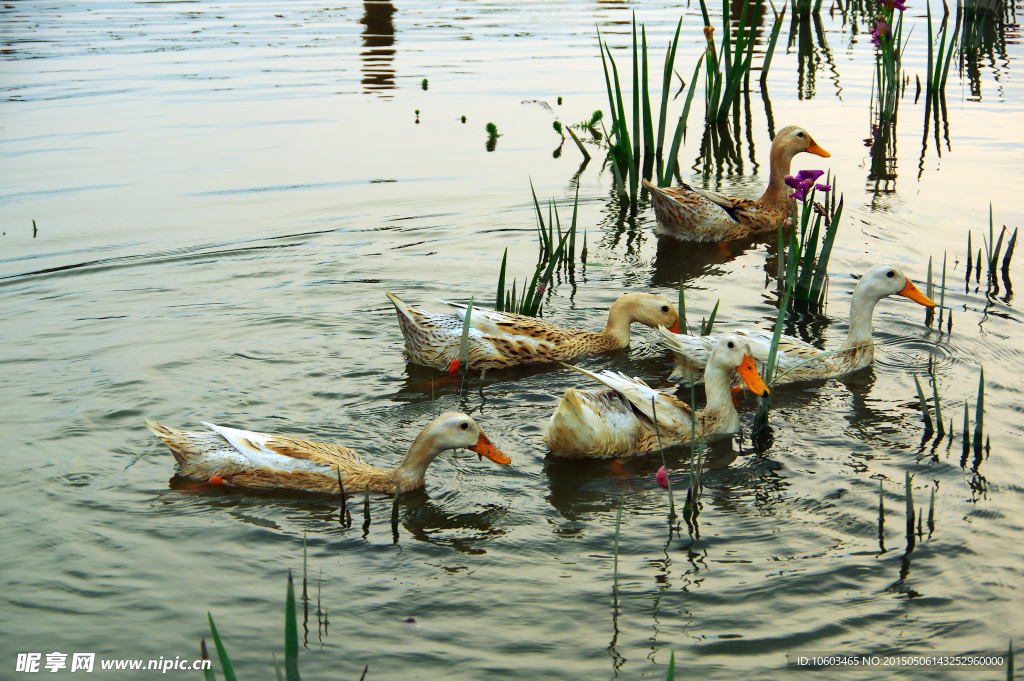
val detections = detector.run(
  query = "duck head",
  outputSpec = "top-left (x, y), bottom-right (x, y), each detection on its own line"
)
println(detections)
top-left (773, 125), bottom-right (831, 160)
top-left (708, 336), bottom-right (770, 396)
top-left (855, 264), bottom-right (936, 307)
top-left (610, 292), bottom-right (680, 334)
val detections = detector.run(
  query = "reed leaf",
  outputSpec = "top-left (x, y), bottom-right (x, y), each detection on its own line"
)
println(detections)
top-left (678, 282), bottom-right (688, 334)
top-left (760, 5), bottom-right (787, 83)
top-left (201, 639), bottom-right (217, 681)
top-left (207, 614), bottom-right (238, 681)
top-left (632, 16), bottom-right (641, 164)
top-left (662, 53), bottom-right (704, 186)
top-left (656, 18), bottom-right (684, 159)
top-left (1002, 227), bottom-right (1017, 271)
top-left (973, 367), bottom-right (984, 449)
top-left (613, 489), bottom-right (625, 592)
top-left (809, 196), bottom-right (843, 302)
top-left (931, 368), bottom-right (944, 434)
top-left (284, 571), bottom-right (300, 681)
top-left (703, 300), bottom-right (720, 336)
top-left (913, 373), bottom-right (934, 433)
top-left (641, 23), bottom-right (654, 157)
top-left (273, 652), bottom-right (284, 681)
top-left (496, 250), bottom-right (508, 312)
top-left (666, 651), bottom-right (676, 680)
top-left (565, 125), bottom-right (591, 161)
top-left (459, 297), bottom-right (474, 375)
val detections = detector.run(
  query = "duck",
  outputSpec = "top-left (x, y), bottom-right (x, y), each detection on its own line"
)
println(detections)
top-left (543, 335), bottom-right (769, 458)
top-left (642, 125), bottom-right (831, 242)
top-left (658, 264), bottom-right (936, 387)
top-left (146, 412), bottom-right (511, 495)
top-left (386, 290), bottom-right (679, 373)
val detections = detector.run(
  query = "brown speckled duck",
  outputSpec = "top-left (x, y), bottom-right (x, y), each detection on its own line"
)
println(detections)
top-left (146, 412), bottom-right (511, 494)
top-left (643, 125), bottom-right (830, 242)
top-left (543, 336), bottom-right (769, 458)
top-left (386, 290), bottom-right (679, 372)
top-left (658, 265), bottom-right (936, 387)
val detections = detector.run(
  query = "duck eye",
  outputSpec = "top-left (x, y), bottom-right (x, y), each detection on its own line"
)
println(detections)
top-left (460, 422), bottom-right (469, 430)
top-left (796, 131), bottom-right (804, 138)
top-left (727, 341), bottom-right (735, 349)
top-left (886, 270), bottom-right (895, 278)
top-left (661, 305), bottom-right (669, 312)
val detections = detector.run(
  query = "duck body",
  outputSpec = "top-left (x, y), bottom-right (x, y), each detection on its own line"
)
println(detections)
top-left (658, 265), bottom-right (936, 386)
top-left (644, 125), bottom-right (830, 242)
top-left (146, 412), bottom-right (510, 494)
top-left (386, 291), bottom-right (678, 372)
top-left (543, 336), bottom-right (768, 458)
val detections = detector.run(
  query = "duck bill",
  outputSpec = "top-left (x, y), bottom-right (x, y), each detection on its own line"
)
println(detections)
top-left (669, 320), bottom-right (680, 334)
top-left (898, 278), bottom-right (936, 307)
top-left (469, 431), bottom-right (511, 465)
top-left (736, 354), bottom-right (769, 396)
top-left (806, 140), bottom-right (831, 158)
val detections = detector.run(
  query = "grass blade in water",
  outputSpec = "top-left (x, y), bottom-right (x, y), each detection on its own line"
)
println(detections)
top-left (656, 18), bottom-right (683, 158)
top-left (703, 300), bottom-right (720, 336)
top-left (273, 652), bottom-right (284, 681)
top-left (565, 125), bottom-right (591, 161)
top-left (612, 489), bottom-right (625, 592)
top-left (931, 367), bottom-right (944, 435)
top-left (760, 5), bottom-right (787, 83)
top-left (496, 249), bottom-right (508, 312)
top-left (666, 651), bottom-right (676, 680)
top-left (200, 639), bottom-right (217, 681)
top-left (913, 373), bottom-right (934, 433)
top-left (662, 54), bottom-right (704, 186)
top-left (285, 571), bottom-right (300, 681)
top-left (459, 297), bottom-right (474, 375)
top-left (651, 396), bottom-right (676, 526)
top-left (207, 614), bottom-right (238, 681)
top-left (973, 367), bottom-right (984, 451)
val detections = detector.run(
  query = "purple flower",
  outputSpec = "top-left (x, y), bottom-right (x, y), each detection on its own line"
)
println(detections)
top-left (797, 169), bottom-right (825, 182)
top-left (784, 174), bottom-right (802, 189)
top-left (656, 466), bottom-right (668, 489)
top-left (786, 170), bottom-right (827, 201)
top-left (871, 17), bottom-right (891, 47)
top-left (815, 183), bottom-right (832, 192)
top-left (884, 0), bottom-right (907, 11)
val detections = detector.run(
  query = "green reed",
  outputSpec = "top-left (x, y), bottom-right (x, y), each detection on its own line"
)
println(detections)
top-left (494, 184), bottom-right (577, 316)
top-left (1008, 639), bottom-right (1014, 681)
top-left (695, 0), bottom-right (778, 122)
top-left (612, 488), bottom-right (625, 593)
top-left (699, 301), bottom-right (720, 336)
top-left (458, 297), bottom-right (473, 377)
top-left (678, 282), bottom-right (689, 334)
top-left (597, 15), bottom-right (702, 208)
top-left (760, 5), bottom-right (788, 85)
top-left (665, 651), bottom-right (676, 680)
top-left (973, 366), bottom-right (984, 453)
top-left (753, 222), bottom-right (800, 432)
top-left (684, 372), bottom-right (707, 521)
top-left (485, 122), bottom-right (501, 152)
top-left (791, 178), bottom-right (844, 307)
top-left (926, 0), bottom-right (958, 92)
top-left (905, 471), bottom-right (915, 553)
top-left (873, 6), bottom-right (906, 125)
top-left (204, 570), bottom-right (302, 681)
top-left (913, 373), bottom-right (934, 435)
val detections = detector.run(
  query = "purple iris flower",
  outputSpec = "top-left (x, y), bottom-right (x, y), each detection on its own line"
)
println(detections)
top-left (796, 169), bottom-right (825, 182)
top-left (871, 17), bottom-right (891, 47)
top-left (815, 183), bottom-right (832, 192)
top-left (787, 170), bottom-right (827, 201)
top-left (884, 0), bottom-right (907, 11)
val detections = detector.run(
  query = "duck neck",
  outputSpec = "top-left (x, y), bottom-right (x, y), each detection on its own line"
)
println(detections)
top-left (702, 361), bottom-right (740, 432)
top-left (393, 430), bottom-right (444, 491)
top-left (841, 285), bottom-right (880, 350)
top-left (600, 301), bottom-right (634, 348)
top-left (759, 143), bottom-right (796, 212)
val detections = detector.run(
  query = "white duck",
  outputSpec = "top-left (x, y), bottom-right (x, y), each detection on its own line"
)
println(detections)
top-left (146, 412), bottom-right (511, 494)
top-left (543, 336), bottom-right (768, 458)
top-left (658, 264), bottom-right (936, 386)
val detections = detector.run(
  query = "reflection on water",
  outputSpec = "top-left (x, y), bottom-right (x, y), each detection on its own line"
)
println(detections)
top-left (361, 2), bottom-right (397, 96)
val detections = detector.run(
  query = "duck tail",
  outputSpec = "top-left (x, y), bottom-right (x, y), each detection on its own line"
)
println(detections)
top-left (145, 419), bottom-right (192, 466)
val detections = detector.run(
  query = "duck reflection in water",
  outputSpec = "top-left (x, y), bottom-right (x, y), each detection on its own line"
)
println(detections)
top-left (361, 2), bottom-right (397, 96)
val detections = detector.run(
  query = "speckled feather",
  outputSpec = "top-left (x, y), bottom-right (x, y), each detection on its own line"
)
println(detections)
top-left (643, 125), bottom-right (831, 242)
top-left (386, 290), bottom-right (678, 371)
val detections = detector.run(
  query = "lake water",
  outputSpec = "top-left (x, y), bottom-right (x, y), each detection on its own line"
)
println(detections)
top-left (2, 0), bottom-right (1022, 678)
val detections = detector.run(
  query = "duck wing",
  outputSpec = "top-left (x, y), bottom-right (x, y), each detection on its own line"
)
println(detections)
top-left (441, 299), bottom-right (580, 343)
top-left (203, 423), bottom-right (363, 470)
top-left (566, 365), bottom-right (694, 436)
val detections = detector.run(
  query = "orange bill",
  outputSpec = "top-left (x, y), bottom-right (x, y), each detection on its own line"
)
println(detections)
top-left (806, 141), bottom-right (831, 158)
top-left (898, 278), bottom-right (936, 307)
top-left (469, 431), bottom-right (511, 465)
top-left (447, 357), bottom-right (461, 376)
top-left (735, 354), bottom-right (769, 396)
top-left (669, 320), bottom-right (680, 334)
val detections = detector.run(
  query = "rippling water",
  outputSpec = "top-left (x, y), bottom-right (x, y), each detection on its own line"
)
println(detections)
top-left (2, 1), bottom-right (1022, 678)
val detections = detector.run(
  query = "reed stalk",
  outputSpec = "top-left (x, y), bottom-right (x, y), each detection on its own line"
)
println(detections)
top-left (973, 367), bottom-right (984, 452)
top-left (284, 571), bottom-right (300, 681)
top-left (458, 297), bottom-right (474, 376)
top-left (913, 373), bottom-right (934, 434)
top-left (651, 396), bottom-right (677, 527)
top-left (207, 614), bottom-right (237, 681)
top-left (612, 489), bottom-right (625, 593)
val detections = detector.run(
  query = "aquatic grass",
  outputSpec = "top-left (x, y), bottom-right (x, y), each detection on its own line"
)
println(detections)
top-left (458, 297), bottom-right (473, 376)
top-left (753, 222), bottom-right (801, 432)
top-left (699, 300), bottom-right (720, 335)
top-left (284, 571), bottom-right (300, 681)
top-left (206, 615), bottom-right (237, 681)
top-left (495, 185), bottom-right (576, 316)
top-left (552, 120), bottom-right (564, 139)
top-left (925, 0), bottom-right (958, 92)
top-left (973, 366), bottom-right (984, 453)
top-left (913, 373), bottom-right (934, 434)
top-left (931, 364), bottom-right (945, 436)
top-left (694, 0), bottom-right (763, 122)
top-left (1008, 640), bottom-right (1014, 681)
top-left (678, 281), bottom-right (689, 334)
top-left (878, 479), bottom-right (886, 553)
top-left (612, 488), bottom-right (625, 593)
top-left (485, 122), bottom-right (500, 152)
top-left (683, 372), bottom-right (707, 523)
top-left (597, 15), bottom-right (704, 206)
top-left (565, 125), bottom-right (591, 160)
top-left (390, 483), bottom-right (401, 541)
top-left (905, 471), bottom-right (915, 553)
top-left (759, 5), bottom-right (788, 85)
top-left (787, 174), bottom-right (844, 306)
